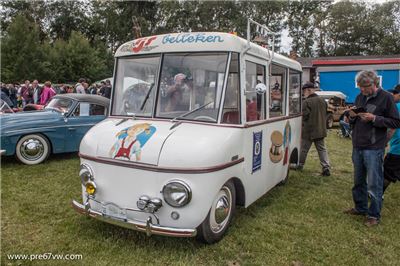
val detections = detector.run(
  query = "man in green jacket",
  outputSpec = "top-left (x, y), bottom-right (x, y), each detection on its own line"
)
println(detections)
top-left (298, 82), bottom-right (331, 176)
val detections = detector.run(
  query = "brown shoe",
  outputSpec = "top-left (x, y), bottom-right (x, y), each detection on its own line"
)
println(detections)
top-left (365, 217), bottom-right (379, 227)
top-left (343, 208), bottom-right (367, 216)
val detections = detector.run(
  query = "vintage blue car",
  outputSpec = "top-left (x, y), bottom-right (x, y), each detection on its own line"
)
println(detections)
top-left (0, 94), bottom-right (109, 165)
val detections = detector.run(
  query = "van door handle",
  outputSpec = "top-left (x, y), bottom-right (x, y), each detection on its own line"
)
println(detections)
top-left (68, 127), bottom-right (76, 131)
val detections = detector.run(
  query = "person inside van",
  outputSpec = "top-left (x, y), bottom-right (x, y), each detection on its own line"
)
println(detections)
top-left (165, 73), bottom-right (191, 112)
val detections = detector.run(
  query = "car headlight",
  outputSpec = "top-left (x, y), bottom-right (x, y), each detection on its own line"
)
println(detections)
top-left (162, 180), bottom-right (191, 208)
top-left (80, 163), bottom-right (93, 185)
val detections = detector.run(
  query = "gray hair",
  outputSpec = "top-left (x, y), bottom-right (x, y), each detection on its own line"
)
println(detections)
top-left (356, 70), bottom-right (379, 87)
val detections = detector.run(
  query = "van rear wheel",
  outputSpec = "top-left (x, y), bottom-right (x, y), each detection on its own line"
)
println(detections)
top-left (197, 181), bottom-right (236, 244)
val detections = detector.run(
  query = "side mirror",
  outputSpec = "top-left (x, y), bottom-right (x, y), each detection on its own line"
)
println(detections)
top-left (255, 83), bottom-right (267, 94)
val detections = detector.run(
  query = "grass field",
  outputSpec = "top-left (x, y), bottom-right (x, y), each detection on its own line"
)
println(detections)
top-left (1, 130), bottom-right (400, 266)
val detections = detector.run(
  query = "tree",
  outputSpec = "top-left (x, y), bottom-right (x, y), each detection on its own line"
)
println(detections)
top-left (1, 15), bottom-right (48, 83)
top-left (368, 1), bottom-right (400, 55)
top-left (89, 1), bottom-right (159, 53)
top-left (46, 1), bottom-right (90, 41)
top-left (325, 1), bottom-right (371, 56)
top-left (0, 0), bottom-right (48, 41)
top-left (286, 0), bottom-right (329, 57)
top-left (55, 31), bottom-right (111, 82)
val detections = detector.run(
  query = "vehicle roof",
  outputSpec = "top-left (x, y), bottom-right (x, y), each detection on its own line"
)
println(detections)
top-left (315, 91), bottom-right (347, 100)
top-left (115, 32), bottom-right (302, 71)
top-left (53, 94), bottom-right (110, 106)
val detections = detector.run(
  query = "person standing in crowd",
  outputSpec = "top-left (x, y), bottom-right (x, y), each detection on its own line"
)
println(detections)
top-left (0, 83), bottom-right (14, 108)
top-left (344, 71), bottom-right (400, 227)
top-left (31, 80), bottom-right (42, 104)
top-left (298, 81), bottom-right (331, 176)
top-left (383, 85), bottom-right (400, 194)
top-left (7, 84), bottom-right (17, 107)
top-left (21, 80), bottom-right (33, 106)
top-left (15, 83), bottom-right (23, 108)
top-left (65, 85), bottom-right (74, 93)
top-left (39, 81), bottom-right (56, 105)
top-left (102, 79), bottom-right (112, 99)
top-left (1, 83), bottom-right (9, 97)
top-left (75, 78), bottom-right (86, 94)
top-left (89, 83), bottom-right (98, 95)
top-left (82, 81), bottom-right (89, 94)
top-left (98, 81), bottom-right (106, 95)
top-left (58, 84), bottom-right (66, 94)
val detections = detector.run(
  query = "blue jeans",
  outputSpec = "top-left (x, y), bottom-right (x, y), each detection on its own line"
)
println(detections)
top-left (339, 120), bottom-right (351, 137)
top-left (352, 148), bottom-right (384, 220)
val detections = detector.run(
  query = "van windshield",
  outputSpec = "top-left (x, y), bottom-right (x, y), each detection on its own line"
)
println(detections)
top-left (112, 55), bottom-right (160, 116)
top-left (156, 53), bottom-right (228, 122)
top-left (112, 52), bottom-right (229, 123)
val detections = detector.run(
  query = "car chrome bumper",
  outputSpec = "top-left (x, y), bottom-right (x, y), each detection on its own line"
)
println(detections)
top-left (71, 200), bottom-right (197, 237)
top-left (0, 149), bottom-right (6, 156)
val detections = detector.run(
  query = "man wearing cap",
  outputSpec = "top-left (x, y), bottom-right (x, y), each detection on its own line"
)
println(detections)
top-left (298, 81), bottom-right (331, 176)
top-left (344, 71), bottom-right (400, 227)
top-left (383, 84), bottom-right (400, 195)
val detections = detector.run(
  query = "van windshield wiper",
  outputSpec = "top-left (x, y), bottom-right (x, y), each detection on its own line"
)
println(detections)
top-left (116, 83), bottom-right (154, 127)
top-left (140, 83), bottom-right (155, 111)
top-left (170, 101), bottom-right (213, 130)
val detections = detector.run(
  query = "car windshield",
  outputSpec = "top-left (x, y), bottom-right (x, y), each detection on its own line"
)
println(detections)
top-left (0, 99), bottom-right (14, 114)
top-left (111, 52), bottom-right (229, 123)
top-left (45, 98), bottom-right (74, 113)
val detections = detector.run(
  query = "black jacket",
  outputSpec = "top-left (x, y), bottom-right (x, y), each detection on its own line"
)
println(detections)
top-left (350, 88), bottom-right (400, 149)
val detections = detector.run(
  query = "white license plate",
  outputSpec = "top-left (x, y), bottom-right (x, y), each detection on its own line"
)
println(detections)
top-left (102, 203), bottom-right (127, 220)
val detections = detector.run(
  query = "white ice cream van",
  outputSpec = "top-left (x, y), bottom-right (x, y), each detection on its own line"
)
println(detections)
top-left (72, 20), bottom-right (303, 243)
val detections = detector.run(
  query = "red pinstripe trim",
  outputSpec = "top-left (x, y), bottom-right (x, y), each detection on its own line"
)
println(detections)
top-left (79, 153), bottom-right (244, 174)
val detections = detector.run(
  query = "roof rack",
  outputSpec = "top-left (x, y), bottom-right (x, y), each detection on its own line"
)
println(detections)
top-left (246, 18), bottom-right (276, 65)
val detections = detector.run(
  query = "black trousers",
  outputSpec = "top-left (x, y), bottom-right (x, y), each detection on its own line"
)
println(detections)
top-left (384, 153), bottom-right (400, 183)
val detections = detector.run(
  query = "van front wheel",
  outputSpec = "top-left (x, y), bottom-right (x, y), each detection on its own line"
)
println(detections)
top-left (197, 181), bottom-right (236, 244)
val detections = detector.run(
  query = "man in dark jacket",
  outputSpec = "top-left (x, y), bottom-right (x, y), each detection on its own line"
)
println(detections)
top-left (344, 70), bottom-right (400, 227)
top-left (31, 80), bottom-right (42, 104)
top-left (298, 82), bottom-right (331, 176)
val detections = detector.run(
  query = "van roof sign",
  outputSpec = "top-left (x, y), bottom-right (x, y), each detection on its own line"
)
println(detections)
top-left (115, 32), bottom-right (301, 72)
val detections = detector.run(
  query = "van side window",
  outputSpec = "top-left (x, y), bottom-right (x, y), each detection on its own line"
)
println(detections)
top-left (222, 53), bottom-right (240, 124)
top-left (289, 70), bottom-right (301, 115)
top-left (245, 61), bottom-right (265, 122)
top-left (269, 64), bottom-right (287, 117)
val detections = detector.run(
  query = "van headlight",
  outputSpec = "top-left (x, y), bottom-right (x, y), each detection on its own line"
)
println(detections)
top-left (162, 180), bottom-right (191, 207)
top-left (80, 163), bottom-right (93, 185)
top-left (80, 164), bottom-right (97, 196)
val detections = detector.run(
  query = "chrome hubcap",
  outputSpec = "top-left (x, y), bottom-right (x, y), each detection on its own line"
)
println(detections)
top-left (210, 186), bottom-right (232, 233)
top-left (20, 138), bottom-right (44, 160)
top-left (215, 196), bottom-right (229, 224)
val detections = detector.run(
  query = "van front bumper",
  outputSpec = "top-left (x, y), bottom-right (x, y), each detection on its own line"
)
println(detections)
top-left (71, 200), bottom-right (197, 237)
